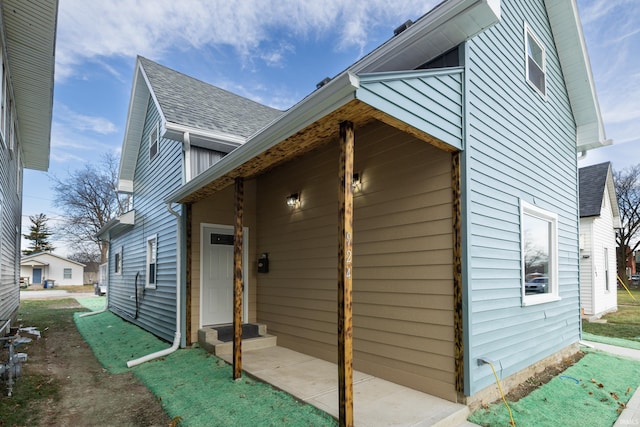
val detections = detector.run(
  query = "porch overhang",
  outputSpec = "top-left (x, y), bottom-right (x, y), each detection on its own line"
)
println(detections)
top-left (20, 260), bottom-right (48, 267)
top-left (96, 210), bottom-right (135, 241)
top-left (167, 68), bottom-right (463, 205)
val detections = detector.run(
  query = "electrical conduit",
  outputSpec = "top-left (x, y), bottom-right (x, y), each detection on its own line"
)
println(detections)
top-left (127, 203), bottom-right (182, 368)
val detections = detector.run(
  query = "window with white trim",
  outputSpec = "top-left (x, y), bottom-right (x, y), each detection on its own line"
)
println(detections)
top-left (63, 268), bottom-right (72, 279)
top-left (604, 247), bottom-right (610, 292)
top-left (114, 246), bottom-right (123, 275)
top-left (149, 123), bottom-right (159, 162)
top-left (525, 25), bottom-right (546, 97)
top-left (146, 235), bottom-right (157, 288)
top-left (521, 201), bottom-right (559, 305)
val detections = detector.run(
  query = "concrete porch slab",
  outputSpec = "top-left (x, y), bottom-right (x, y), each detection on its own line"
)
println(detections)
top-left (220, 346), bottom-right (474, 426)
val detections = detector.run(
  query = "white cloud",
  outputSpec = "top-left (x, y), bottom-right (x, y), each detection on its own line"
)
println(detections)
top-left (56, 0), bottom-right (436, 80)
top-left (54, 105), bottom-right (118, 135)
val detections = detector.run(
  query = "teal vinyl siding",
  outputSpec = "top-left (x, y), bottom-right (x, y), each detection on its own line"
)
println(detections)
top-left (108, 96), bottom-right (182, 342)
top-left (464, 0), bottom-right (579, 395)
top-left (357, 69), bottom-right (463, 150)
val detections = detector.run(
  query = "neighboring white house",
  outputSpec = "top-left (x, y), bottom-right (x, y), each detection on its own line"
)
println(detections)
top-left (579, 162), bottom-right (621, 319)
top-left (20, 253), bottom-right (86, 287)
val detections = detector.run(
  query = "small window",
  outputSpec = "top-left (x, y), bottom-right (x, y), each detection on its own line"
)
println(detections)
top-left (146, 235), bottom-right (157, 288)
top-left (114, 246), bottom-right (123, 275)
top-left (521, 201), bottom-right (559, 305)
top-left (63, 268), bottom-right (72, 279)
top-left (604, 247), bottom-right (610, 292)
top-left (149, 123), bottom-right (159, 162)
top-left (525, 25), bottom-right (546, 97)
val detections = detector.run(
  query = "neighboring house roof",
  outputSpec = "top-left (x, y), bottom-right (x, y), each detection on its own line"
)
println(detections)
top-left (118, 56), bottom-right (283, 192)
top-left (168, 0), bottom-right (607, 204)
top-left (3, 0), bottom-right (58, 171)
top-left (579, 162), bottom-right (621, 226)
top-left (21, 252), bottom-right (86, 268)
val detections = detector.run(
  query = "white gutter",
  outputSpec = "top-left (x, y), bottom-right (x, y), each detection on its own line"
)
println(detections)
top-left (127, 203), bottom-right (182, 368)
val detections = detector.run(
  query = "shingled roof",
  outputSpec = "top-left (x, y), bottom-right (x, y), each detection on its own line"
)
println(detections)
top-left (579, 162), bottom-right (611, 218)
top-left (139, 57), bottom-right (282, 138)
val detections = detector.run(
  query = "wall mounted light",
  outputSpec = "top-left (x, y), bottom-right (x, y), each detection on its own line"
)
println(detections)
top-left (286, 193), bottom-right (300, 207)
top-left (352, 173), bottom-right (362, 191)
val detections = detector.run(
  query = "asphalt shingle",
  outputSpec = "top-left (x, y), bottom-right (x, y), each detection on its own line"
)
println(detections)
top-left (139, 56), bottom-right (283, 138)
top-left (579, 162), bottom-right (611, 218)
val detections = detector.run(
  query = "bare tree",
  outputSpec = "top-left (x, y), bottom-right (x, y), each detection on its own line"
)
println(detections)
top-left (614, 165), bottom-right (640, 284)
top-left (22, 213), bottom-right (55, 255)
top-left (52, 153), bottom-right (126, 263)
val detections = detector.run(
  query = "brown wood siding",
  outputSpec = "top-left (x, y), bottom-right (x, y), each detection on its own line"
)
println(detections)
top-left (256, 120), bottom-right (456, 400)
top-left (189, 181), bottom-right (258, 344)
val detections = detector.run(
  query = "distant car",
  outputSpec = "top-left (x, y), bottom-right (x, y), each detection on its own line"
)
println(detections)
top-left (631, 274), bottom-right (640, 286)
top-left (525, 277), bottom-right (548, 294)
top-left (94, 282), bottom-right (107, 296)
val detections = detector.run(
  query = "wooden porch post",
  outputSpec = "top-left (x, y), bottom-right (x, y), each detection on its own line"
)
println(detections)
top-left (233, 177), bottom-right (244, 380)
top-left (338, 121), bottom-right (354, 427)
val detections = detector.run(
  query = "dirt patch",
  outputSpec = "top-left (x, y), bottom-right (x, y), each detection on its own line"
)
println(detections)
top-left (505, 351), bottom-right (586, 402)
top-left (7, 299), bottom-right (172, 426)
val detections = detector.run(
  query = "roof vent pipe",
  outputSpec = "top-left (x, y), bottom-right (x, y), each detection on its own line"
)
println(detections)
top-left (393, 19), bottom-right (413, 36)
top-left (316, 77), bottom-right (331, 89)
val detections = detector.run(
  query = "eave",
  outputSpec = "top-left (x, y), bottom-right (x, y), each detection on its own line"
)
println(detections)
top-left (3, 0), bottom-right (58, 171)
top-left (96, 210), bottom-right (135, 241)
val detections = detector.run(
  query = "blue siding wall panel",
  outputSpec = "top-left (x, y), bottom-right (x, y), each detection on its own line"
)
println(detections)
top-left (108, 96), bottom-right (181, 342)
top-left (465, 0), bottom-right (580, 395)
top-left (358, 69), bottom-right (464, 150)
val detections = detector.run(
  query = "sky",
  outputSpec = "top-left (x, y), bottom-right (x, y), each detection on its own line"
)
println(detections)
top-left (21, 0), bottom-right (640, 256)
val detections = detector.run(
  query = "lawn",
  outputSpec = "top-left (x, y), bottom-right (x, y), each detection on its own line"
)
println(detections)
top-left (582, 290), bottom-right (640, 343)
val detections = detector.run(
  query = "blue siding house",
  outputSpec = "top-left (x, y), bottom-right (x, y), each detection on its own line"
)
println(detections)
top-left (98, 57), bottom-right (281, 343)
top-left (0, 2), bottom-right (57, 334)
top-left (112, 0), bottom-right (607, 415)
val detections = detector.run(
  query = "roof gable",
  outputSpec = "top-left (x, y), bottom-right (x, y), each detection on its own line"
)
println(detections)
top-left (118, 57), bottom-right (282, 191)
top-left (21, 252), bottom-right (86, 267)
top-left (579, 162), bottom-right (620, 225)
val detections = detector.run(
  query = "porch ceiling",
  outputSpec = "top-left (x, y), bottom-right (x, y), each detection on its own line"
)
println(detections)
top-left (174, 99), bottom-right (452, 204)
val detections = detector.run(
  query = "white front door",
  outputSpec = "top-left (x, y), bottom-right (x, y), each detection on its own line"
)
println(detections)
top-left (201, 226), bottom-right (248, 326)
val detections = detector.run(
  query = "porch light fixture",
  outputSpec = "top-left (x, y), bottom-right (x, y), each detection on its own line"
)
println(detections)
top-left (286, 193), bottom-right (300, 208)
top-left (352, 173), bottom-right (362, 191)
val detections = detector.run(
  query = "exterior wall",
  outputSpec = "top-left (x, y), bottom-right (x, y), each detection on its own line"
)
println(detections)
top-left (464, 0), bottom-right (581, 396)
top-left (579, 218), bottom-right (594, 314)
top-left (0, 22), bottom-right (24, 325)
top-left (255, 120), bottom-right (456, 400)
top-left (108, 96), bottom-right (182, 342)
top-left (20, 254), bottom-right (84, 286)
top-left (188, 182), bottom-right (258, 344)
top-left (587, 185), bottom-right (617, 316)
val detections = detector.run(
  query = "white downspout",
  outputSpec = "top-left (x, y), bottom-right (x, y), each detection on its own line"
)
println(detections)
top-left (127, 203), bottom-right (182, 367)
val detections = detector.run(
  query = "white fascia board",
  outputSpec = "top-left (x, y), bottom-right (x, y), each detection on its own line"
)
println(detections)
top-left (352, 0), bottom-right (500, 74)
top-left (166, 72), bottom-right (360, 203)
top-left (118, 179), bottom-right (133, 193)
top-left (163, 122), bottom-right (246, 153)
top-left (545, 0), bottom-right (609, 151)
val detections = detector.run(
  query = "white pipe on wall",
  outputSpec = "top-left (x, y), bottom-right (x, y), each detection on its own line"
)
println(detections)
top-left (127, 203), bottom-right (182, 368)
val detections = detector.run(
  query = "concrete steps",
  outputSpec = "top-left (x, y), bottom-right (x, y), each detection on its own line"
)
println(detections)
top-left (198, 323), bottom-right (276, 356)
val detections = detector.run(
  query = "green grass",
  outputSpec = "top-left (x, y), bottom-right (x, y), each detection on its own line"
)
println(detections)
top-left (74, 310), bottom-right (337, 426)
top-left (583, 293), bottom-right (640, 344)
top-left (618, 287), bottom-right (640, 306)
top-left (468, 349), bottom-right (640, 427)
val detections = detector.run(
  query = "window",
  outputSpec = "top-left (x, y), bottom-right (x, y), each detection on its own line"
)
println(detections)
top-left (525, 25), bottom-right (546, 97)
top-left (604, 247), bottom-right (610, 292)
top-left (114, 246), bottom-right (123, 275)
top-left (521, 201), bottom-right (559, 305)
top-left (149, 123), bottom-right (159, 162)
top-left (63, 268), bottom-right (72, 279)
top-left (146, 235), bottom-right (157, 288)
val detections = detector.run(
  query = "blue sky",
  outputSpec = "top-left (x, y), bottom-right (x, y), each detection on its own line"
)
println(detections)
top-left (22, 0), bottom-right (639, 255)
